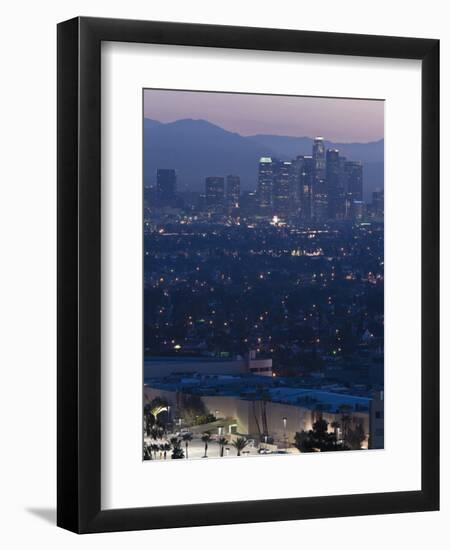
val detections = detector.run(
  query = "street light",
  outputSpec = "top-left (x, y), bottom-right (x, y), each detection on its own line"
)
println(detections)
top-left (283, 417), bottom-right (288, 450)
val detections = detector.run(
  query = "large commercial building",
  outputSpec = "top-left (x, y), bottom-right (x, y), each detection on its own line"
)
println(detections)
top-left (350, 200), bottom-right (365, 220)
top-left (294, 155), bottom-right (314, 221)
top-left (273, 160), bottom-right (293, 214)
top-left (257, 157), bottom-right (275, 210)
top-left (205, 176), bottom-right (225, 211)
top-left (156, 168), bottom-right (177, 205)
top-left (144, 374), bottom-right (373, 448)
top-left (226, 175), bottom-right (241, 211)
top-left (345, 160), bottom-right (363, 202)
top-left (372, 190), bottom-right (384, 220)
top-left (144, 353), bottom-right (273, 379)
top-left (326, 149), bottom-right (346, 220)
top-left (312, 137), bottom-right (328, 221)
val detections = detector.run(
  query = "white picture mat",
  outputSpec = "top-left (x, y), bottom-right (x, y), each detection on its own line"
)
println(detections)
top-left (101, 41), bottom-right (422, 510)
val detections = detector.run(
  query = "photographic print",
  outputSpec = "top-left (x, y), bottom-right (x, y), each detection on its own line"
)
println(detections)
top-left (57, 18), bottom-right (439, 532)
top-left (143, 89), bottom-right (384, 461)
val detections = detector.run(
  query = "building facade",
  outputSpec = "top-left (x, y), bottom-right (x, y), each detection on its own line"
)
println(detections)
top-left (226, 174), bottom-right (241, 211)
top-left (205, 176), bottom-right (225, 211)
top-left (156, 168), bottom-right (177, 205)
top-left (257, 157), bottom-right (275, 211)
top-left (312, 137), bottom-right (328, 221)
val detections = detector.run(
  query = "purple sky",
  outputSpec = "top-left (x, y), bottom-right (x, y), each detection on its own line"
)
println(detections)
top-left (143, 89), bottom-right (384, 143)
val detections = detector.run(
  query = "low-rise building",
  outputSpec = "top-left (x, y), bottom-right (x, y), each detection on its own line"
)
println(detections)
top-left (144, 352), bottom-right (272, 379)
top-left (144, 372), bottom-right (373, 448)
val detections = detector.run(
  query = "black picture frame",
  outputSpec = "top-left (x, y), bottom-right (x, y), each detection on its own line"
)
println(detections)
top-left (57, 16), bottom-right (439, 534)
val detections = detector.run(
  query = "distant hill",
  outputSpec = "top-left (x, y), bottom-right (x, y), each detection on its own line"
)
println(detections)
top-left (144, 118), bottom-right (384, 201)
top-left (247, 134), bottom-right (384, 163)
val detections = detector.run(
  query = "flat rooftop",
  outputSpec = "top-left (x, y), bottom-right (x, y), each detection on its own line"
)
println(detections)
top-left (144, 372), bottom-right (372, 413)
top-left (144, 355), bottom-right (241, 363)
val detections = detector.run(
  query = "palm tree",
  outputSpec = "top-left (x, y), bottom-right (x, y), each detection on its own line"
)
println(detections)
top-left (151, 404), bottom-right (168, 423)
top-left (232, 437), bottom-right (249, 456)
top-left (330, 420), bottom-right (341, 440)
top-left (338, 404), bottom-right (353, 443)
top-left (346, 423), bottom-right (366, 450)
top-left (258, 389), bottom-right (270, 436)
top-left (143, 443), bottom-right (152, 460)
top-left (150, 443), bottom-right (159, 460)
top-left (158, 443), bottom-right (168, 459)
top-left (143, 405), bottom-right (153, 436)
top-left (201, 432), bottom-right (211, 458)
top-left (182, 433), bottom-right (193, 459)
top-left (293, 419), bottom-right (349, 452)
top-left (218, 437), bottom-right (228, 457)
top-left (161, 442), bottom-right (171, 459)
top-left (170, 437), bottom-right (184, 459)
top-left (150, 426), bottom-right (161, 441)
top-left (144, 401), bottom-right (168, 433)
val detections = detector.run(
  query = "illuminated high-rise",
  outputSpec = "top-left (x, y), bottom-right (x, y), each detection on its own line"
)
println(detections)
top-left (293, 155), bottom-right (313, 221)
top-left (326, 149), bottom-right (346, 220)
top-left (273, 160), bottom-right (292, 214)
top-left (312, 137), bottom-right (327, 221)
top-left (205, 177), bottom-right (225, 210)
top-left (226, 175), bottom-right (241, 211)
top-left (345, 161), bottom-right (363, 201)
top-left (344, 161), bottom-right (363, 219)
top-left (257, 157), bottom-right (275, 210)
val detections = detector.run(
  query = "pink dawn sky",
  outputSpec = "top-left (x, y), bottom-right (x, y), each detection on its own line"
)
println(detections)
top-left (143, 89), bottom-right (384, 143)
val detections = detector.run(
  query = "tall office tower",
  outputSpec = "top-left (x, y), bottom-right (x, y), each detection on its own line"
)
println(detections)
top-left (372, 190), bottom-right (384, 220)
top-left (293, 155), bottom-right (313, 221)
top-left (312, 137), bottom-right (328, 221)
top-left (273, 160), bottom-right (292, 215)
top-left (326, 149), bottom-right (346, 220)
top-left (156, 168), bottom-right (177, 205)
top-left (257, 157), bottom-right (275, 211)
top-left (291, 156), bottom-right (304, 207)
top-left (350, 200), bottom-right (365, 221)
top-left (205, 177), bottom-right (225, 211)
top-left (226, 175), bottom-right (241, 211)
top-left (240, 190), bottom-right (258, 214)
top-left (345, 160), bottom-right (363, 208)
top-left (300, 155), bottom-right (314, 221)
top-left (339, 156), bottom-right (349, 217)
top-left (344, 161), bottom-right (363, 219)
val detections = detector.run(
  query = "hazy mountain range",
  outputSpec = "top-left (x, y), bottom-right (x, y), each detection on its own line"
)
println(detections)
top-left (144, 118), bottom-right (384, 202)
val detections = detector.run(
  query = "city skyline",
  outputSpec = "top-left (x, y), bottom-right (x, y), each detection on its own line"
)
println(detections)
top-left (144, 89), bottom-right (384, 143)
top-left (151, 137), bottom-right (379, 222)
top-left (143, 90), bottom-right (384, 460)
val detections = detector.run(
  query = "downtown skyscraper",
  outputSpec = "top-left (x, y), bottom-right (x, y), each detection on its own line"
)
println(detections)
top-left (205, 176), bottom-right (225, 211)
top-left (226, 175), bottom-right (241, 211)
top-left (326, 149), bottom-right (346, 220)
top-left (312, 137), bottom-right (328, 221)
top-left (156, 168), bottom-right (177, 205)
top-left (257, 157), bottom-right (275, 210)
top-left (255, 137), bottom-right (366, 222)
